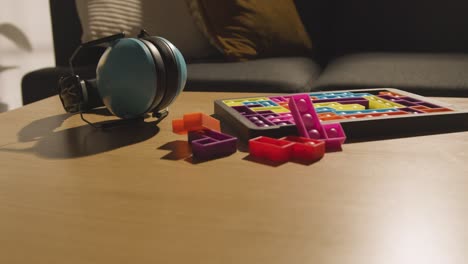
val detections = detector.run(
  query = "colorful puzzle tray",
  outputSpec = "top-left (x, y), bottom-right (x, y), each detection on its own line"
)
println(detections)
top-left (214, 88), bottom-right (468, 141)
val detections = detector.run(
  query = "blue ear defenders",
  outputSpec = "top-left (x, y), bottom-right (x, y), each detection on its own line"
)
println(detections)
top-left (58, 30), bottom-right (187, 124)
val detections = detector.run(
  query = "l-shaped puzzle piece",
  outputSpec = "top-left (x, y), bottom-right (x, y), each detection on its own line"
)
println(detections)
top-left (172, 112), bottom-right (220, 134)
top-left (249, 136), bottom-right (325, 163)
top-left (173, 113), bottom-right (237, 161)
top-left (288, 94), bottom-right (346, 151)
top-left (188, 129), bottom-right (237, 160)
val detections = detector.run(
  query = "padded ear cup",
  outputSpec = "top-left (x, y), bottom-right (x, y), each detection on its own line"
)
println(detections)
top-left (96, 38), bottom-right (159, 118)
top-left (138, 38), bottom-right (167, 113)
top-left (141, 36), bottom-right (187, 111)
top-left (91, 36), bottom-right (186, 119)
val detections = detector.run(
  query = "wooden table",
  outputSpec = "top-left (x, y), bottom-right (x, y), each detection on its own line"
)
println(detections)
top-left (1, 92), bottom-right (468, 264)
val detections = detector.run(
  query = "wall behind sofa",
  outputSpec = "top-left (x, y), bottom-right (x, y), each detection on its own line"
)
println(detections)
top-left (0, 0), bottom-right (54, 112)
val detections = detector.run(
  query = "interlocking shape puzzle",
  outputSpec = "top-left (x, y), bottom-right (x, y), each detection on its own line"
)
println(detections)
top-left (214, 88), bottom-right (468, 141)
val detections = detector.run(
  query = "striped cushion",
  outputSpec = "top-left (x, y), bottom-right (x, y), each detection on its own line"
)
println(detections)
top-left (75, 0), bottom-right (219, 60)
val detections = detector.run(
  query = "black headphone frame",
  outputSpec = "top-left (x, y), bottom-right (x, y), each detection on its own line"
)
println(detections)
top-left (58, 30), bottom-right (172, 128)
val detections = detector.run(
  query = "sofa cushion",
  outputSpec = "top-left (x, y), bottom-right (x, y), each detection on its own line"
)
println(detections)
top-left (313, 53), bottom-right (468, 97)
top-left (185, 57), bottom-right (321, 93)
top-left (186, 0), bottom-right (312, 61)
top-left (75, 0), bottom-right (219, 61)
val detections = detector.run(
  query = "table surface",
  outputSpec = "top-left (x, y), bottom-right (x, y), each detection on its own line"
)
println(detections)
top-left (1, 92), bottom-right (468, 264)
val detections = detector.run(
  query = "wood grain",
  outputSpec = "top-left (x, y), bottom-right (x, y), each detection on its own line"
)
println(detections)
top-left (1, 92), bottom-right (468, 264)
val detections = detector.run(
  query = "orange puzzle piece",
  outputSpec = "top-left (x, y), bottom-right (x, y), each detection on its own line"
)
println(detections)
top-left (172, 112), bottom-right (221, 134)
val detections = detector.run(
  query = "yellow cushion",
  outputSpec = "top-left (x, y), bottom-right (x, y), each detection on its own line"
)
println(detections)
top-left (186, 0), bottom-right (313, 61)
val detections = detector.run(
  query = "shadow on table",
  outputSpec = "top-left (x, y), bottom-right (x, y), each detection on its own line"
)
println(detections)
top-left (158, 140), bottom-right (192, 161)
top-left (1, 111), bottom-right (160, 159)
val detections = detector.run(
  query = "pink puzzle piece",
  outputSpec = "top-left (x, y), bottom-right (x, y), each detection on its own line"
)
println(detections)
top-left (288, 94), bottom-right (346, 151)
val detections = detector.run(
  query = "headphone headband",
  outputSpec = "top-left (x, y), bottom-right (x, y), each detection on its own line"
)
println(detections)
top-left (69, 32), bottom-right (126, 75)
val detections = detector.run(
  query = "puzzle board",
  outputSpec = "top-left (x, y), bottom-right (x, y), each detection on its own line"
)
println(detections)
top-left (213, 88), bottom-right (468, 142)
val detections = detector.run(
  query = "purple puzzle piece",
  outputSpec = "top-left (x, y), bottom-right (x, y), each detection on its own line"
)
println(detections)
top-left (288, 94), bottom-right (346, 151)
top-left (188, 129), bottom-right (237, 160)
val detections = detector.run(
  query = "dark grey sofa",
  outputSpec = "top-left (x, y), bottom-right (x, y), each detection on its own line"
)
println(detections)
top-left (21, 0), bottom-right (468, 105)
